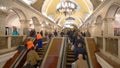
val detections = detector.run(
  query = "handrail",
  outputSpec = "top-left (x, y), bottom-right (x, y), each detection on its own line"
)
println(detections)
top-left (57, 37), bottom-right (65, 68)
top-left (10, 49), bottom-right (27, 68)
top-left (40, 38), bottom-right (54, 68)
top-left (3, 37), bottom-right (35, 68)
top-left (60, 37), bottom-right (67, 68)
top-left (10, 37), bottom-right (37, 68)
top-left (11, 37), bottom-right (48, 68)
top-left (40, 38), bottom-right (64, 68)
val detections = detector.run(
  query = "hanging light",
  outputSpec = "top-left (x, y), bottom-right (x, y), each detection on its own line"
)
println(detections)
top-left (56, 0), bottom-right (78, 16)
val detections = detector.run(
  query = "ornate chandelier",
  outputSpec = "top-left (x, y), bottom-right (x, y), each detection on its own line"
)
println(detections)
top-left (56, 0), bottom-right (78, 16)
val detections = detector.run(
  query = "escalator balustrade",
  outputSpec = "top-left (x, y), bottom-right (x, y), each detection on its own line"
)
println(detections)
top-left (66, 44), bottom-right (75, 68)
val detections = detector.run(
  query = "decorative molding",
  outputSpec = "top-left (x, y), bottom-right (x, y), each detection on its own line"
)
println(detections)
top-left (0, 11), bottom-right (8, 17)
top-left (13, 0), bottom-right (55, 24)
top-left (82, 0), bottom-right (111, 27)
top-left (103, 17), bottom-right (115, 21)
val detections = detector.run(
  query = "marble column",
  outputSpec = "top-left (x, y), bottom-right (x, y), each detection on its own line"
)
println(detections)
top-left (0, 12), bottom-right (7, 35)
top-left (95, 23), bottom-right (102, 36)
top-left (34, 24), bottom-right (41, 32)
top-left (20, 20), bottom-right (30, 36)
top-left (103, 18), bottom-right (114, 37)
top-left (107, 18), bottom-right (114, 36)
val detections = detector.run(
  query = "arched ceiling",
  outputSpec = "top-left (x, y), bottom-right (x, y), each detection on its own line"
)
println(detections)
top-left (41, 0), bottom-right (93, 28)
top-left (22, 0), bottom-right (104, 28)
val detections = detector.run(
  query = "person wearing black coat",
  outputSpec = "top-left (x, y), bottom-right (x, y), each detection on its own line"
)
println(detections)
top-left (74, 42), bottom-right (86, 60)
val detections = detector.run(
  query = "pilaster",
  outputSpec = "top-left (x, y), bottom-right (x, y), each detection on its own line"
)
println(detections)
top-left (0, 12), bottom-right (7, 35)
top-left (20, 20), bottom-right (30, 36)
top-left (103, 18), bottom-right (114, 37)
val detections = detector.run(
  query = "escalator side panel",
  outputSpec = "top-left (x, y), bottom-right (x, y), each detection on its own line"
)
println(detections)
top-left (41, 38), bottom-right (63, 68)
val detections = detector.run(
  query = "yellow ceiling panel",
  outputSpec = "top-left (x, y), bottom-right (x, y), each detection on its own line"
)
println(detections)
top-left (75, 0), bottom-right (90, 13)
top-left (42, 0), bottom-right (93, 27)
top-left (47, 0), bottom-right (60, 15)
top-left (58, 16), bottom-right (81, 26)
top-left (31, 0), bottom-right (44, 11)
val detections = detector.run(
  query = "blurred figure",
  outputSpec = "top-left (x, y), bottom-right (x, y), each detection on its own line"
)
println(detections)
top-left (48, 32), bottom-right (53, 39)
top-left (27, 47), bottom-right (41, 68)
top-left (45, 31), bottom-right (48, 37)
top-left (54, 30), bottom-right (58, 37)
top-left (60, 31), bottom-right (64, 37)
top-left (26, 38), bottom-right (34, 50)
top-left (40, 30), bottom-right (43, 36)
top-left (74, 54), bottom-right (88, 68)
top-left (30, 29), bottom-right (36, 37)
top-left (74, 42), bottom-right (86, 60)
top-left (85, 30), bottom-right (91, 37)
top-left (36, 32), bottom-right (42, 50)
top-left (12, 26), bottom-right (19, 36)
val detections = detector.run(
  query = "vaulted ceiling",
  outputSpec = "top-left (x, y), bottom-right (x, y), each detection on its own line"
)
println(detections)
top-left (24, 0), bottom-right (103, 28)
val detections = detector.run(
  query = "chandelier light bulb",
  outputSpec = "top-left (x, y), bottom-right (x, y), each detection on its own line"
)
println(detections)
top-left (56, 0), bottom-right (78, 16)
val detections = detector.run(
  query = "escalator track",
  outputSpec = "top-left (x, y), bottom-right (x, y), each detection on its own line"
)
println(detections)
top-left (65, 43), bottom-right (75, 68)
top-left (41, 38), bottom-right (65, 68)
top-left (3, 37), bottom-right (48, 68)
top-left (35, 41), bottom-right (49, 67)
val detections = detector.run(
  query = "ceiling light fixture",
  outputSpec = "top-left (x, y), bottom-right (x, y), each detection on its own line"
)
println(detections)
top-left (56, 0), bottom-right (78, 16)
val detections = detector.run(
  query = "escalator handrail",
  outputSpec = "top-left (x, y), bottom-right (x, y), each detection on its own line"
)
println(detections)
top-left (40, 37), bottom-right (66, 68)
top-left (10, 49), bottom-right (27, 68)
top-left (10, 37), bottom-right (36, 68)
top-left (11, 37), bottom-right (48, 68)
top-left (60, 37), bottom-right (67, 68)
top-left (57, 37), bottom-right (66, 68)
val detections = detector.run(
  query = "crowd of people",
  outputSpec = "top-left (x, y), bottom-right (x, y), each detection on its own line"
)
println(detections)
top-left (66, 29), bottom-right (91, 68)
top-left (14, 27), bottom-right (91, 68)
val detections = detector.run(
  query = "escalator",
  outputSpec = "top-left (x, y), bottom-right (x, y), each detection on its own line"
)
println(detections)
top-left (65, 43), bottom-right (75, 68)
top-left (3, 37), bottom-right (29, 68)
top-left (3, 37), bottom-right (49, 68)
top-left (34, 41), bottom-right (49, 67)
top-left (40, 37), bottom-right (65, 68)
top-left (3, 37), bottom-right (89, 68)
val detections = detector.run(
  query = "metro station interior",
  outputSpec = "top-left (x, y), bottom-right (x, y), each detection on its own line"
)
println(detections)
top-left (0, 0), bottom-right (120, 68)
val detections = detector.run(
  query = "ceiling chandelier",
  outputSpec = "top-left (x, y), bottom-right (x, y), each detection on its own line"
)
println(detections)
top-left (56, 0), bottom-right (78, 16)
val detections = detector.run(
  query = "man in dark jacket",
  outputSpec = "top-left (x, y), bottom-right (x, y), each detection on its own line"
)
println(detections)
top-left (74, 42), bottom-right (86, 60)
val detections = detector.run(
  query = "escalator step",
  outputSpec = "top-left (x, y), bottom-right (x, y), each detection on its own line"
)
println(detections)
top-left (67, 50), bottom-right (74, 52)
top-left (66, 63), bottom-right (72, 66)
top-left (67, 55), bottom-right (75, 58)
top-left (66, 63), bottom-right (72, 68)
top-left (67, 58), bottom-right (75, 62)
top-left (67, 52), bottom-right (74, 55)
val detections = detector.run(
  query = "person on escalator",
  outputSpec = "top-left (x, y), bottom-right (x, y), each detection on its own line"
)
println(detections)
top-left (74, 54), bottom-right (88, 68)
top-left (26, 38), bottom-right (34, 50)
top-left (74, 42), bottom-right (86, 60)
top-left (27, 47), bottom-right (42, 68)
top-left (36, 32), bottom-right (42, 50)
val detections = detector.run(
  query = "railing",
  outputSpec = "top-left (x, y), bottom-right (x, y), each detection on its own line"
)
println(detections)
top-left (95, 36), bottom-right (120, 63)
top-left (40, 37), bottom-right (65, 68)
top-left (10, 48), bottom-right (27, 68)
top-left (9, 37), bottom-right (48, 68)
top-left (3, 36), bottom-right (28, 68)
top-left (96, 37), bottom-right (103, 49)
top-left (0, 35), bottom-right (27, 54)
top-left (57, 37), bottom-right (66, 68)
top-left (10, 37), bottom-right (36, 68)
top-left (61, 37), bottom-right (67, 68)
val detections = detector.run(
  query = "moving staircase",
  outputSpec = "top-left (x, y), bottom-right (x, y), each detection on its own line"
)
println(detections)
top-left (3, 37), bottom-right (49, 68)
top-left (36, 43), bottom-right (49, 66)
top-left (66, 43), bottom-right (75, 68)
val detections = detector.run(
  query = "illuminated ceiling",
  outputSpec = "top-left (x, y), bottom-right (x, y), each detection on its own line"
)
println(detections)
top-left (41, 0), bottom-right (93, 28)
top-left (22, 0), bottom-right (97, 28)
